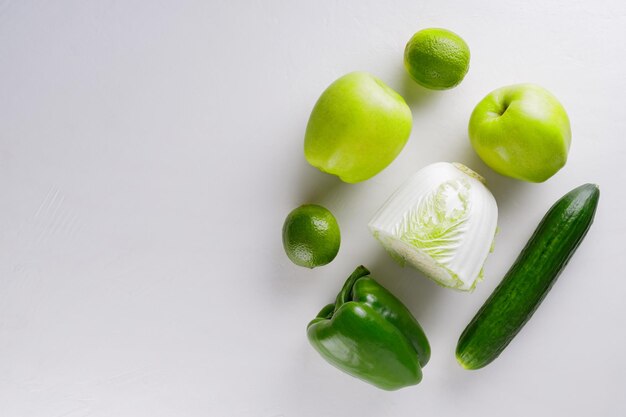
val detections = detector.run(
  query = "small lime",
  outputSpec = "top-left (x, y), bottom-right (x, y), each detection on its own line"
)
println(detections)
top-left (282, 204), bottom-right (340, 268)
top-left (404, 28), bottom-right (470, 90)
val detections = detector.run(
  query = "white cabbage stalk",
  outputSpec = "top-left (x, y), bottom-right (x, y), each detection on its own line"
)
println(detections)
top-left (368, 162), bottom-right (498, 291)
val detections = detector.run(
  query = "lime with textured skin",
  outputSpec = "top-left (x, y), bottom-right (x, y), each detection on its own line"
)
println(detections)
top-left (282, 204), bottom-right (340, 268)
top-left (404, 28), bottom-right (470, 90)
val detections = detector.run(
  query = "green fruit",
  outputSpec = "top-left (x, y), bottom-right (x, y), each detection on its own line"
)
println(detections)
top-left (403, 28), bottom-right (470, 90)
top-left (469, 84), bottom-right (571, 183)
top-left (282, 204), bottom-right (340, 268)
top-left (304, 72), bottom-right (412, 183)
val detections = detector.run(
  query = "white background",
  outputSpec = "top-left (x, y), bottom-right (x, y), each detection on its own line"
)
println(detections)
top-left (1, 1), bottom-right (625, 416)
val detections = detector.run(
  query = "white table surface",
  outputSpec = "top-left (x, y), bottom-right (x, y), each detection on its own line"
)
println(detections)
top-left (2, 1), bottom-right (625, 416)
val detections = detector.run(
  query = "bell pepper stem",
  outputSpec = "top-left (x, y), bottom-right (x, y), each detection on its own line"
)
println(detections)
top-left (334, 265), bottom-right (371, 311)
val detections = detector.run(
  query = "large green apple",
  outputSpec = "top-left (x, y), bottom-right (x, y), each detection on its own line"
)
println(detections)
top-left (304, 72), bottom-right (412, 183)
top-left (468, 84), bottom-right (571, 182)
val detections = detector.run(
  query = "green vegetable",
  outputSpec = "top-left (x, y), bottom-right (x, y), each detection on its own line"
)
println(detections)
top-left (368, 162), bottom-right (498, 291)
top-left (456, 184), bottom-right (600, 369)
top-left (307, 266), bottom-right (430, 390)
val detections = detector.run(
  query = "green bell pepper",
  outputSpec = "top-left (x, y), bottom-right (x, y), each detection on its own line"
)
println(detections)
top-left (307, 265), bottom-right (430, 390)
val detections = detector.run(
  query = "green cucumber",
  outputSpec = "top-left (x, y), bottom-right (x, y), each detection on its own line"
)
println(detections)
top-left (456, 183), bottom-right (600, 370)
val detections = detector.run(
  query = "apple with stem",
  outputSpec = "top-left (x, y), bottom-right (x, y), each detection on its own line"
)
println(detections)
top-left (304, 72), bottom-right (413, 183)
top-left (469, 84), bottom-right (571, 183)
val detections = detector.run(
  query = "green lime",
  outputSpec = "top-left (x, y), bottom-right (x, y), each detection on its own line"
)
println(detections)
top-left (404, 28), bottom-right (470, 90)
top-left (282, 204), bottom-right (340, 268)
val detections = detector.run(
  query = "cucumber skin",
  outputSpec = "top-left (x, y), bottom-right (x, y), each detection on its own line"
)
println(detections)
top-left (456, 184), bottom-right (600, 370)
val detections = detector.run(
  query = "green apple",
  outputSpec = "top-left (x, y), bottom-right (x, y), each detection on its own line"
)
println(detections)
top-left (304, 72), bottom-right (412, 183)
top-left (468, 84), bottom-right (571, 182)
